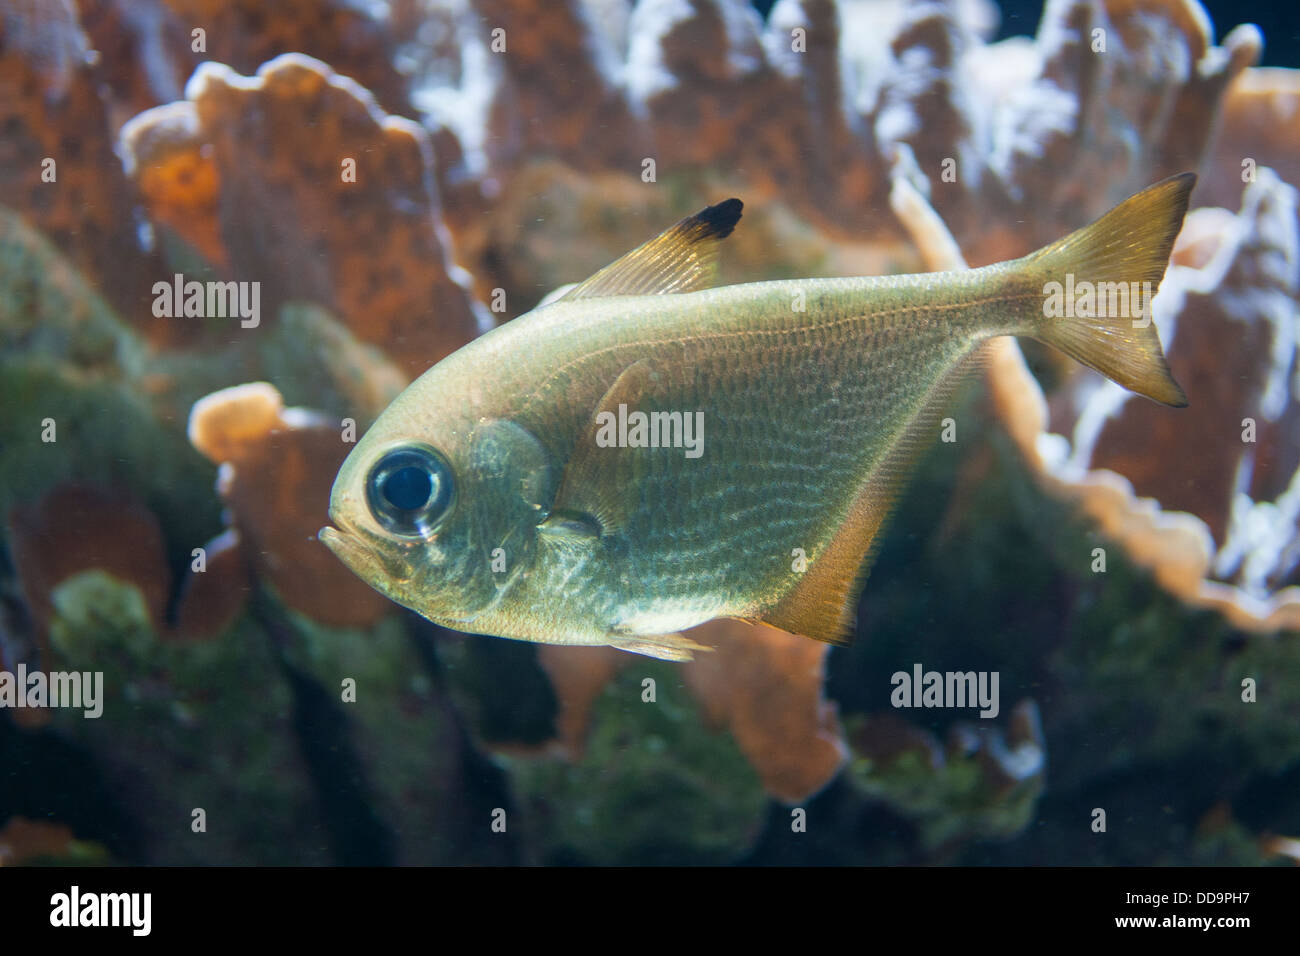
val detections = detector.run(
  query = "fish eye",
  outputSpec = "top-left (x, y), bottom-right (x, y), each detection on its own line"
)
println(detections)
top-left (365, 444), bottom-right (455, 538)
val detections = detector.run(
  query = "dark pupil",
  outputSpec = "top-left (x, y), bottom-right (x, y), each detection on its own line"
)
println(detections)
top-left (383, 466), bottom-right (432, 511)
top-left (365, 445), bottom-right (454, 538)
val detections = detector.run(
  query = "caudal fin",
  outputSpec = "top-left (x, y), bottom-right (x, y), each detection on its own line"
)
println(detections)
top-left (1018, 173), bottom-right (1195, 407)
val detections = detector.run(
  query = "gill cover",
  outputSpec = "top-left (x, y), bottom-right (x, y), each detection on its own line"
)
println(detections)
top-left (455, 418), bottom-right (560, 608)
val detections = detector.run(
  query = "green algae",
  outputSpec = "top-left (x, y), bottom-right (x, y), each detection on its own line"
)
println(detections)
top-left (39, 572), bottom-right (329, 865)
top-left (503, 662), bottom-right (768, 865)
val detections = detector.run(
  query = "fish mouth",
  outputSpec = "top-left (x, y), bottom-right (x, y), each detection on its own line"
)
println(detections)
top-left (319, 521), bottom-right (360, 569)
top-left (319, 510), bottom-right (418, 585)
top-left (319, 507), bottom-right (371, 570)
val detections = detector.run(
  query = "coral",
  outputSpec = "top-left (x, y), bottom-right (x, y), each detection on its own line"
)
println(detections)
top-left (121, 54), bottom-right (485, 377)
top-left (0, 204), bottom-right (146, 382)
top-left (894, 155), bottom-right (1300, 633)
top-left (0, 816), bottom-right (108, 865)
top-left (0, 0), bottom-right (158, 315)
top-left (75, 0), bottom-right (413, 119)
top-left (1079, 173), bottom-right (1300, 627)
top-left (8, 485), bottom-right (172, 639)
top-left (680, 621), bottom-right (846, 801)
top-left (171, 529), bottom-right (250, 641)
top-left (37, 571), bottom-right (333, 865)
top-left (819, 379), bottom-right (1300, 865)
top-left (1202, 67), bottom-right (1300, 211)
top-left (534, 620), bottom-right (847, 803)
top-left (119, 101), bottom-right (227, 273)
top-left (187, 382), bottom-right (392, 628)
top-left (504, 661), bottom-right (768, 864)
top-left (535, 644), bottom-right (624, 754)
top-left (2, 0), bottom-right (1298, 866)
top-left (7, 482), bottom-right (247, 660)
top-left (411, 0), bottom-right (1258, 262)
top-left (276, 610), bottom-right (521, 865)
top-left (846, 701), bottom-right (1046, 851)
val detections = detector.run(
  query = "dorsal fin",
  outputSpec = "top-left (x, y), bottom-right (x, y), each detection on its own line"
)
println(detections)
top-left (558, 199), bottom-right (743, 301)
top-left (762, 347), bottom-right (989, 646)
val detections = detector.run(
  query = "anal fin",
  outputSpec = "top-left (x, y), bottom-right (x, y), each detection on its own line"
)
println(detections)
top-left (761, 497), bottom-right (891, 647)
top-left (762, 346), bottom-right (990, 646)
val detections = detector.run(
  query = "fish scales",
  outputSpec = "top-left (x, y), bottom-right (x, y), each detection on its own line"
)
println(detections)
top-left (477, 276), bottom-right (999, 604)
top-left (322, 176), bottom-right (1194, 659)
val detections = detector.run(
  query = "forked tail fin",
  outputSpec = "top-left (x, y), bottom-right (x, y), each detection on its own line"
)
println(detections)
top-left (1016, 173), bottom-right (1195, 407)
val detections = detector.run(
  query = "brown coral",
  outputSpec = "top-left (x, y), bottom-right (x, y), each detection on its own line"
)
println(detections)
top-left (1202, 67), bottom-right (1300, 211)
top-left (0, 817), bottom-right (77, 866)
top-left (539, 619), bottom-right (846, 802)
top-left (894, 154), bottom-right (1300, 633)
top-left (122, 54), bottom-right (484, 377)
top-left (187, 381), bottom-right (391, 628)
top-left (0, 0), bottom-right (157, 315)
top-left (5, 482), bottom-right (251, 646)
top-left (7, 483), bottom-right (172, 638)
top-left (75, 0), bottom-right (412, 120)
top-left (171, 528), bottom-right (250, 640)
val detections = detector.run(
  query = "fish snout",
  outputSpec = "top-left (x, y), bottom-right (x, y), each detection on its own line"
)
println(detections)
top-left (319, 501), bottom-right (371, 567)
top-left (319, 510), bottom-right (421, 588)
top-left (318, 522), bottom-right (358, 567)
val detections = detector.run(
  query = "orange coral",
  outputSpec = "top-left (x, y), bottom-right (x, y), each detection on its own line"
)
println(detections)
top-left (536, 644), bottom-right (626, 754)
top-left (538, 619), bottom-right (846, 802)
top-left (187, 382), bottom-right (391, 628)
top-left (123, 55), bottom-right (484, 378)
top-left (121, 103), bottom-right (226, 269)
top-left (682, 620), bottom-right (846, 802)
top-left (0, 0), bottom-right (156, 315)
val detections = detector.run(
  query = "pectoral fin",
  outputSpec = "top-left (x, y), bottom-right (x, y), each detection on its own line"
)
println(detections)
top-left (550, 360), bottom-right (660, 537)
top-left (538, 510), bottom-right (601, 541)
top-left (558, 198), bottom-right (742, 300)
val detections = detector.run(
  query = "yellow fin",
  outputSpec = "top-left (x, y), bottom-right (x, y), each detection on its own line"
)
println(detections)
top-left (762, 505), bottom-right (883, 647)
top-left (1020, 173), bottom-right (1194, 407)
top-left (762, 348), bottom-right (989, 646)
top-left (558, 199), bottom-right (743, 300)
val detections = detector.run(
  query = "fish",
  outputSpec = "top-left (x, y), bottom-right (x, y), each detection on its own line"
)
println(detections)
top-left (320, 174), bottom-right (1194, 661)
